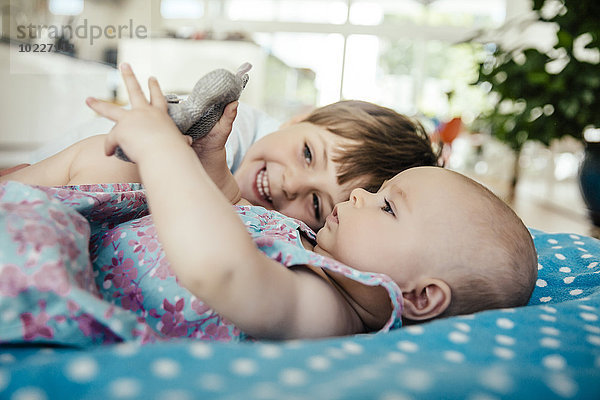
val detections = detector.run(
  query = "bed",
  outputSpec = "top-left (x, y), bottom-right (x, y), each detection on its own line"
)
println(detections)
top-left (1, 182), bottom-right (599, 399)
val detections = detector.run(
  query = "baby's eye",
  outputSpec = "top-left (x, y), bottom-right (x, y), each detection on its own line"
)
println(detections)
top-left (312, 193), bottom-right (321, 221)
top-left (382, 198), bottom-right (395, 216)
top-left (303, 143), bottom-right (313, 164)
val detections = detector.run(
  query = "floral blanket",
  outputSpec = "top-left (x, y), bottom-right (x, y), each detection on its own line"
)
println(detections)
top-left (0, 181), bottom-right (402, 347)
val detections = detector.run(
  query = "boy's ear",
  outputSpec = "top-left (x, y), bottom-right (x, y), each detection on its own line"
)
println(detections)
top-left (401, 278), bottom-right (451, 321)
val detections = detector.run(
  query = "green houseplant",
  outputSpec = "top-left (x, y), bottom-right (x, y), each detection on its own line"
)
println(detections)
top-left (472, 0), bottom-right (600, 215)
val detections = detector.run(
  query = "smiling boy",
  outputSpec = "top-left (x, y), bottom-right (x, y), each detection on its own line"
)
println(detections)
top-left (1, 89), bottom-right (437, 232)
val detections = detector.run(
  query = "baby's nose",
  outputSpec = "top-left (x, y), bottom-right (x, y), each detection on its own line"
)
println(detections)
top-left (350, 188), bottom-right (366, 206)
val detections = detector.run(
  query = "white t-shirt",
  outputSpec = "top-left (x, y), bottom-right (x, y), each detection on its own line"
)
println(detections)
top-left (29, 102), bottom-right (281, 173)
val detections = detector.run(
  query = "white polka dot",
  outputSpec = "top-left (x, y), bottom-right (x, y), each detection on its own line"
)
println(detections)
top-left (538, 263), bottom-right (544, 270)
top-left (540, 314), bottom-right (557, 322)
top-left (581, 254), bottom-right (593, 259)
top-left (559, 267), bottom-right (571, 273)
top-left (0, 368), bottom-right (9, 391)
top-left (404, 325), bottom-right (424, 335)
top-left (151, 358), bottom-right (180, 379)
top-left (342, 341), bottom-right (363, 355)
top-left (454, 322), bottom-right (471, 332)
top-left (443, 351), bottom-right (465, 363)
top-left (493, 347), bottom-right (515, 360)
top-left (386, 352), bottom-right (408, 364)
top-left (231, 358), bottom-right (257, 376)
top-left (548, 239), bottom-right (558, 244)
top-left (198, 374), bottom-right (224, 391)
top-left (536, 279), bottom-right (547, 287)
top-left (545, 373), bottom-right (578, 398)
top-left (397, 340), bottom-right (419, 353)
top-left (540, 326), bottom-right (560, 336)
top-left (587, 335), bottom-right (600, 346)
top-left (584, 324), bottom-right (600, 334)
top-left (542, 354), bottom-right (566, 370)
top-left (552, 245), bottom-right (563, 249)
top-left (379, 392), bottom-right (414, 400)
top-left (113, 343), bottom-right (139, 357)
top-left (540, 306), bottom-right (557, 313)
top-left (479, 367), bottom-right (513, 393)
top-left (400, 369), bottom-right (433, 392)
top-left (279, 368), bottom-right (307, 386)
top-left (156, 389), bottom-right (193, 400)
top-left (555, 253), bottom-right (566, 260)
top-left (587, 262), bottom-right (598, 269)
top-left (467, 394), bottom-right (501, 400)
top-left (569, 289), bottom-right (583, 296)
top-left (258, 344), bottom-right (282, 359)
top-left (540, 337), bottom-right (561, 349)
top-left (579, 304), bottom-right (596, 311)
top-left (0, 354), bottom-right (16, 364)
top-left (573, 240), bottom-right (585, 245)
top-left (10, 387), bottom-right (48, 400)
top-left (448, 331), bottom-right (470, 344)
top-left (251, 382), bottom-right (279, 399)
top-left (307, 355), bottom-right (331, 370)
top-left (496, 318), bottom-right (514, 329)
top-left (563, 277), bottom-right (575, 284)
top-left (325, 347), bottom-right (346, 359)
top-left (495, 335), bottom-right (515, 346)
top-left (500, 308), bottom-right (516, 313)
top-left (569, 234), bottom-right (580, 239)
top-left (109, 378), bottom-right (142, 398)
top-left (580, 312), bottom-right (598, 321)
top-left (64, 356), bottom-right (98, 383)
top-left (540, 297), bottom-right (552, 303)
top-left (189, 342), bottom-right (213, 359)
top-left (578, 248), bottom-right (588, 253)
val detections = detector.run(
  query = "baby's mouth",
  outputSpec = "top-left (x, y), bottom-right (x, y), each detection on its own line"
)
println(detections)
top-left (256, 167), bottom-right (273, 203)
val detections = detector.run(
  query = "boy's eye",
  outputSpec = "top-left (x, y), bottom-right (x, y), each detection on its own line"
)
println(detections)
top-left (303, 143), bottom-right (313, 164)
top-left (382, 198), bottom-right (395, 216)
top-left (312, 193), bottom-right (321, 221)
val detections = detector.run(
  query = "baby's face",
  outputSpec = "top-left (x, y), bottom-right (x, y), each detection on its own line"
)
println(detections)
top-left (233, 122), bottom-right (362, 231)
top-left (314, 167), bottom-right (470, 291)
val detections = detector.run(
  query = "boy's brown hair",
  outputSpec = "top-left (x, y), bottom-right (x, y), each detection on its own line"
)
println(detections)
top-left (303, 100), bottom-right (439, 192)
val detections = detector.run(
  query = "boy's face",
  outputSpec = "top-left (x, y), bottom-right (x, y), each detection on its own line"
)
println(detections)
top-left (314, 167), bottom-right (468, 291)
top-left (234, 122), bottom-right (363, 231)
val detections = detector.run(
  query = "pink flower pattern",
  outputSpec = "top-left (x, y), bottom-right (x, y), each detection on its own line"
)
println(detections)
top-left (0, 181), bottom-right (402, 347)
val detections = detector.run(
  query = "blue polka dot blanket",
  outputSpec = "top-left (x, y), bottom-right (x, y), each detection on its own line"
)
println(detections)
top-left (1, 182), bottom-right (599, 399)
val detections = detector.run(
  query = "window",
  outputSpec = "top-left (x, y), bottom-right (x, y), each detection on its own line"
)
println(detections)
top-left (49, 0), bottom-right (84, 15)
top-left (225, 0), bottom-right (347, 24)
top-left (160, 0), bottom-right (204, 19)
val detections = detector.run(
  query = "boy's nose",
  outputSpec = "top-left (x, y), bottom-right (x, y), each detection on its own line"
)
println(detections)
top-left (282, 169), bottom-right (306, 200)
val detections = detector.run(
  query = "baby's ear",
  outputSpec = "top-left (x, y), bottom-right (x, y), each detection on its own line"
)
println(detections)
top-left (401, 278), bottom-right (451, 321)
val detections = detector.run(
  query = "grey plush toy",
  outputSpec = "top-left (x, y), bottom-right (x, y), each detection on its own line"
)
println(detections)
top-left (115, 62), bottom-right (252, 162)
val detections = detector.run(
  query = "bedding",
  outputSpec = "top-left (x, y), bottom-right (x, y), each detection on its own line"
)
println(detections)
top-left (0, 182), bottom-right (599, 399)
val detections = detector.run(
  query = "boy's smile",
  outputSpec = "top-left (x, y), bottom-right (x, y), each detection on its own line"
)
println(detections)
top-left (234, 122), bottom-right (361, 231)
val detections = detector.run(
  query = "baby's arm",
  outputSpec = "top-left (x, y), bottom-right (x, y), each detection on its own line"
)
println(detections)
top-left (89, 64), bottom-right (360, 339)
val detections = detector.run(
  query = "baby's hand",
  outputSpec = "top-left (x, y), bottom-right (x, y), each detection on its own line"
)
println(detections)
top-left (190, 101), bottom-right (238, 160)
top-left (86, 63), bottom-right (189, 164)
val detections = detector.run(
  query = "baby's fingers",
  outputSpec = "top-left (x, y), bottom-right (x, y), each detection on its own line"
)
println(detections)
top-left (86, 97), bottom-right (126, 121)
top-left (120, 63), bottom-right (147, 108)
top-left (103, 129), bottom-right (120, 157)
top-left (148, 76), bottom-right (167, 110)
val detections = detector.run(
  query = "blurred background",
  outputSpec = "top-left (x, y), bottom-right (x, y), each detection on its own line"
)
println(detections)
top-left (0, 0), bottom-right (598, 237)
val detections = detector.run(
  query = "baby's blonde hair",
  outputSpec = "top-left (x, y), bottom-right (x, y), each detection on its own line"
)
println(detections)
top-left (438, 173), bottom-right (538, 318)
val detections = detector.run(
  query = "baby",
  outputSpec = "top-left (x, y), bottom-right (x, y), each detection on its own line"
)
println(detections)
top-left (75, 64), bottom-right (537, 339)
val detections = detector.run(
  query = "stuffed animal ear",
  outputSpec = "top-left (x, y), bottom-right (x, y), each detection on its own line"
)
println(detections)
top-left (401, 278), bottom-right (451, 321)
